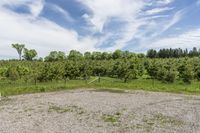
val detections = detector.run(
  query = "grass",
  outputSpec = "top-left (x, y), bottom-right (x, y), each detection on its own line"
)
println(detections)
top-left (0, 77), bottom-right (200, 96)
top-left (141, 113), bottom-right (185, 132)
top-left (48, 105), bottom-right (72, 113)
top-left (48, 104), bottom-right (85, 114)
top-left (142, 113), bottom-right (184, 127)
top-left (102, 114), bottom-right (120, 123)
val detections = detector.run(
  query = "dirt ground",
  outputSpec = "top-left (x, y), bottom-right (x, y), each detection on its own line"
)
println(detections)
top-left (0, 89), bottom-right (200, 133)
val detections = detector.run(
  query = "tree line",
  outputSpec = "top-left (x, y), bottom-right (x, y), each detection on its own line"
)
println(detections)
top-left (0, 57), bottom-right (199, 84)
top-left (11, 44), bottom-right (200, 61)
top-left (147, 47), bottom-right (200, 58)
top-left (0, 43), bottom-right (198, 85)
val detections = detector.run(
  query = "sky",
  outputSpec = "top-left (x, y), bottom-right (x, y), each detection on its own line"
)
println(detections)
top-left (0, 0), bottom-right (200, 59)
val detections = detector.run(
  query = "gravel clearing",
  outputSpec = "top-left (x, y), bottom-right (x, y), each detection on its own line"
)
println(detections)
top-left (0, 89), bottom-right (200, 133)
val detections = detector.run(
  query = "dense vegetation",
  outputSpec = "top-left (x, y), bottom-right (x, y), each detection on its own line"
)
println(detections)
top-left (1, 57), bottom-right (200, 83)
top-left (147, 47), bottom-right (200, 58)
top-left (0, 44), bottom-right (199, 96)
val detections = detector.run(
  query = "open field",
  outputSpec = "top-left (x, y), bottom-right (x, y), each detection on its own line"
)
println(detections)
top-left (0, 89), bottom-right (200, 133)
top-left (1, 1), bottom-right (200, 132)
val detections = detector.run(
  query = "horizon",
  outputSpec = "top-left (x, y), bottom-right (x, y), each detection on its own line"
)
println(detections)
top-left (0, 0), bottom-right (200, 59)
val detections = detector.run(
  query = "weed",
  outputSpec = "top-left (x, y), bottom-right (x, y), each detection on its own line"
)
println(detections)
top-left (48, 104), bottom-right (85, 114)
top-left (102, 112), bottom-right (122, 124)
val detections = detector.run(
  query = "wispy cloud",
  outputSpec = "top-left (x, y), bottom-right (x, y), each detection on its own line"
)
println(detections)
top-left (0, 0), bottom-right (44, 17)
top-left (47, 3), bottom-right (75, 22)
top-left (29, 0), bottom-right (44, 17)
top-left (148, 28), bottom-right (200, 49)
top-left (79, 0), bottom-right (146, 51)
top-left (0, 2), bottom-right (97, 58)
top-left (79, 0), bottom-right (144, 32)
top-left (0, 0), bottom-right (198, 59)
top-left (145, 7), bottom-right (173, 15)
top-left (132, 9), bottom-right (185, 51)
top-left (78, 0), bottom-right (181, 51)
top-left (156, 0), bottom-right (174, 5)
top-left (162, 9), bottom-right (184, 32)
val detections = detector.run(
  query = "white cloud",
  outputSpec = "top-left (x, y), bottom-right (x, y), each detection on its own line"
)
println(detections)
top-left (0, 3), bottom-right (97, 58)
top-left (29, 0), bottom-right (44, 17)
top-left (105, 20), bottom-right (145, 51)
top-left (47, 3), bottom-right (75, 22)
top-left (156, 0), bottom-right (174, 5)
top-left (78, 0), bottom-right (183, 51)
top-left (79, 0), bottom-right (147, 51)
top-left (148, 28), bottom-right (200, 49)
top-left (132, 9), bottom-right (185, 51)
top-left (162, 10), bottom-right (184, 32)
top-left (79, 0), bottom-right (144, 32)
top-left (0, 0), bottom-right (194, 59)
top-left (145, 7), bottom-right (173, 15)
top-left (0, 0), bottom-right (44, 17)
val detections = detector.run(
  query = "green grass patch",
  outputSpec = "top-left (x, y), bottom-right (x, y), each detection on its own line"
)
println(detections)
top-left (102, 114), bottom-right (120, 123)
top-left (48, 104), bottom-right (85, 114)
top-left (0, 77), bottom-right (200, 96)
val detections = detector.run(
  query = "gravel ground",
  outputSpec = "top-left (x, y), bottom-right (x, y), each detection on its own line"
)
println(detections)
top-left (0, 89), bottom-right (200, 133)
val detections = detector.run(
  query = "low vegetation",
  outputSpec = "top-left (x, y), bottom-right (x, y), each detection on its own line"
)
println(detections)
top-left (0, 44), bottom-right (199, 96)
top-left (102, 113), bottom-right (121, 124)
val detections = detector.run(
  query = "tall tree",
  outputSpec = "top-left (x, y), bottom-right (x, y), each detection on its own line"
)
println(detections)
top-left (12, 43), bottom-right (25, 60)
top-left (147, 49), bottom-right (157, 58)
top-left (23, 48), bottom-right (37, 61)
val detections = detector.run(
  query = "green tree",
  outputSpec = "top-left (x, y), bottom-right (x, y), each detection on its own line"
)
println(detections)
top-left (45, 51), bottom-right (66, 61)
top-left (146, 60), bottom-right (159, 79)
top-left (16, 66), bottom-right (30, 81)
top-left (112, 59), bottom-right (141, 83)
top-left (84, 52), bottom-right (92, 60)
top-left (178, 62), bottom-right (194, 84)
top-left (164, 70), bottom-right (177, 83)
top-left (12, 43), bottom-right (25, 60)
top-left (147, 49), bottom-right (157, 58)
top-left (92, 52), bottom-right (102, 60)
top-left (6, 65), bottom-right (20, 80)
top-left (0, 67), bottom-right (8, 78)
top-left (68, 50), bottom-right (83, 60)
top-left (23, 48), bottom-right (37, 61)
top-left (112, 50), bottom-right (123, 59)
top-left (64, 61), bottom-right (81, 80)
top-left (80, 61), bottom-right (92, 80)
top-left (101, 52), bottom-right (111, 60)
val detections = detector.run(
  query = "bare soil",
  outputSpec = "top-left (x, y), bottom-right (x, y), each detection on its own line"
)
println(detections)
top-left (0, 89), bottom-right (200, 133)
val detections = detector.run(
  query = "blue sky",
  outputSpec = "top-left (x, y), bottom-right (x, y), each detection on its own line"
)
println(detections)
top-left (0, 0), bottom-right (200, 59)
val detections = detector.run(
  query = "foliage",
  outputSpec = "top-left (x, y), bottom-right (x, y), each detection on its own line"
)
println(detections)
top-left (112, 58), bottom-right (144, 82)
top-left (45, 51), bottom-right (66, 61)
top-left (12, 43), bottom-right (25, 60)
top-left (2, 45), bottom-right (200, 87)
top-left (68, 50), bottom-right (83, 60)
top-left (147, 47), bottom-right (200, 58)
top-left (178, 61), bottom-right (194, 84)
top-left (23, 48), bottom-right (37, 61)
top-left (0, 45), bottom-right (199, 96)
top-left (0, 57), bottom-right (199, 84)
